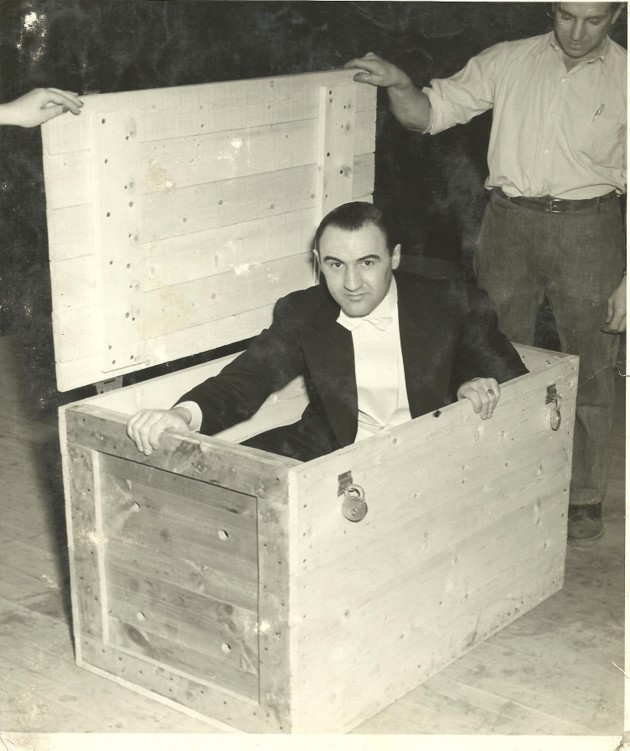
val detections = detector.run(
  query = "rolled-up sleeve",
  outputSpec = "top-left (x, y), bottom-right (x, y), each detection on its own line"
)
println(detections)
top-left (423, 42), bottom-right (506, 134)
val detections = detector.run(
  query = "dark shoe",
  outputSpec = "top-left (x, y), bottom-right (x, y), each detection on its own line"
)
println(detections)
top-left (568, 503), bottom-right (604, 543)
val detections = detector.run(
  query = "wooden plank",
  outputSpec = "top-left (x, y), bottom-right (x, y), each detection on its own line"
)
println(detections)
top-left (46, 204), bottom-right (94, 261)
top-left (142, 115), bottom-right (374, 195)
top-left (105, 536), bottom-right (258, 614)
top-left (105, 563), bottom-right (259, 686)
top-left (92, 109), bottom-right (145, 373)
top-left (316, 83), bottom-right (356, 218)
top-left (63, 404), bottom-right (297, 482)
top-left (142, 164), bottom-right (317, 242)
top-left (255, 481), bottom-right (292, 730)
top-left (63, 445), bottom-right (106, 652)
top-left (286, 356), bottom-right (578, 732)
top-left (106, 614), bottom-right (259, 699)
top-left (52, 304), bottom-right (97, 364)
top-left (49, 255), bottom-right (98, 310)
top-left (141, 119), bottom-right (318, 193)
top-left (42, 150), bottom-right (92, 210)
top-left (100, 456), bottom-right (259, 579)
top-left (144, 209), bottom-right (314, 291)
top-left (142, 253), bottom-right (313, 340)
top-left (352, 152), bottom-right (375, 199)
top-left (42, 70), bottom-right (375, 155)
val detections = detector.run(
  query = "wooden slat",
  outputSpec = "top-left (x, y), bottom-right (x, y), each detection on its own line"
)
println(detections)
top-left (42, 70), bottom-right (376, 155)
top-left (64, 444), bottom-right (106, 649)
top-left (100, 455), bottom-right (259, 576)
top-left (49, 255), bottom-right (98, 310)
top-left (144, 209), bottom-right (314, 291)
top-left (105, 536), bottom-right (257, 613)
top-left (92, 109), bottom-right (145, 373)
top-left (141, 119), bottom-right (318, 193)
top-left (41, 150), bottom-right (92, 210)
top-left (142, 164), bottom-right (317, 242)
top-left (105, 564), bottom-right (259, 686)
top-left (63, 404), bottom-right (295, 495)
top-left (106, 615), bottom-right (259, 700)
top-left (141, 253), bottom-right (312, 340)
top-left (46, 204), bottom-right (94, 261)
top-left (316, 83), bottom-right (356, 218)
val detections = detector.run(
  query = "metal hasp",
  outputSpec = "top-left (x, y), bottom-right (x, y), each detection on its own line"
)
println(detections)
top-left (545, 384), bottom-right (562, 431)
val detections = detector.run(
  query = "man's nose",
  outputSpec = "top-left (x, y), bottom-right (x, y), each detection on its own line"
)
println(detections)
top-left (343, 267), bottom-right (361, 290)
top-left (570, 19), bottom-right (585, 41)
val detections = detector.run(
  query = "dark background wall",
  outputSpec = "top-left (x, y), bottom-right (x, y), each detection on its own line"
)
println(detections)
top-left (0, 1), bottom-right (626, 405)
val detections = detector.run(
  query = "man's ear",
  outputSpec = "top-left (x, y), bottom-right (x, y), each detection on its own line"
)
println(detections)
top-left (391, 244), bottom-right (402, 270)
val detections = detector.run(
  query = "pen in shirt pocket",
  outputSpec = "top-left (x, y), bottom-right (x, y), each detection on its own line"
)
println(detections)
top-left (593, 104), bottom-right (605, 121)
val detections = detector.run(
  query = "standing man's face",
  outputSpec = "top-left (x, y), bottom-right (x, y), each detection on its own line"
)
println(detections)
top-left (314, 223), bottom-right (401, 318)
top-left (553, 3), bottom-right (622, 62)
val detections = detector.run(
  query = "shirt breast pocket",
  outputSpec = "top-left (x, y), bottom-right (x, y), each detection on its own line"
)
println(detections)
top-left (577, 105), bottom-right (625, 167)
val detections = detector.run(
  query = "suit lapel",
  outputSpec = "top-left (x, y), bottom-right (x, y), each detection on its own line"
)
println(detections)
top-left (396, 273), bottom-right (450, 417)
top-left (302, 294), bottom-right (358, 446)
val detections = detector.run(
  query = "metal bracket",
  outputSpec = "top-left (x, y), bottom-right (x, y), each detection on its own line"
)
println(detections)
top-left (337, 470), bottom-right (353, 496)
top-left (95, 376), bottom-right (123, 394)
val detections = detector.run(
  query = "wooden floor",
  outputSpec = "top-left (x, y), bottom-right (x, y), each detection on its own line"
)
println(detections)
top-left (0, 333), bottom-right (625, 738)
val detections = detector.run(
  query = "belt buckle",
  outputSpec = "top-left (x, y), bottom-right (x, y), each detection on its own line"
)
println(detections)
top-left (548, 198), bottom-right (564, 213)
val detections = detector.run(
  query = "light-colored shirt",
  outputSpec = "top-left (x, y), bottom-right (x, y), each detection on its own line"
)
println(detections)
top-left (337, 279), bottom-right (412, 442)
top-left (423, 32), bottom-right (627, 199)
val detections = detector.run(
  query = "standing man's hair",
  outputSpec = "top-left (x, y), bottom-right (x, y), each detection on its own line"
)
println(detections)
top-left (313, 201), bottom-right (397, 255)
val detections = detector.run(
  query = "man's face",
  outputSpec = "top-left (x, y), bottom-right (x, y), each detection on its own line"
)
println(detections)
top-left (315, 222), bottom-right (401, 318)
top-left (552, 3), bottom-right (621, 62)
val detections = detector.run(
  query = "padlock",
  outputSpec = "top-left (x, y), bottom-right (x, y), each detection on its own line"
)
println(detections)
top-left (341, 484), bottom-right (368, 522)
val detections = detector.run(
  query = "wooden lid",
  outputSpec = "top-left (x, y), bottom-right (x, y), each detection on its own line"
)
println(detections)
top-left (42, 70), bottom-right (375, 391)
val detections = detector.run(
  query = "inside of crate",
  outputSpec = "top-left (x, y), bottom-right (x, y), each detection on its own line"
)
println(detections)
top-left (70, 342), bottom-right (564, 448)
top-left (77, 351), bottom-right (309, 444)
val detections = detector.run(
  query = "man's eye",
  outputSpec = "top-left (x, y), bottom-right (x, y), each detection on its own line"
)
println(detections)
top-left (362, 260), bottom-right (375, 267)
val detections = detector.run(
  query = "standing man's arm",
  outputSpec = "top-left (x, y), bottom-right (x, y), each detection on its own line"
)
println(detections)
top-left (344, 53), bottom-right (432, 132)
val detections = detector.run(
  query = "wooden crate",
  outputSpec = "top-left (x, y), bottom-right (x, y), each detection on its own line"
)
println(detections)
top-left (42, 71), bottom-right (578, 733)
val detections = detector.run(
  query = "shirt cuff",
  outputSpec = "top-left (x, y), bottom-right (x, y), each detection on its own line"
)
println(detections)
top-left (173, 401), bottom-right (203, 432)
top-left (420, 86), bottom-right (445, 135)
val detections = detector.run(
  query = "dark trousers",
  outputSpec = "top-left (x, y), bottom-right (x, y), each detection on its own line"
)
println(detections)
top-left (475, 190), bottom-right (625, 507)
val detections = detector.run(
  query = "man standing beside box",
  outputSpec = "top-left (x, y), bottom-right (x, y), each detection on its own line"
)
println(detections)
top-left (346, 2), bottom-right (627, 542)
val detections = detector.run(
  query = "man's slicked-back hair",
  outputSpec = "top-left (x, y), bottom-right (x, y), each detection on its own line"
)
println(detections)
top-left (313, 201), bottom-right (397, 255)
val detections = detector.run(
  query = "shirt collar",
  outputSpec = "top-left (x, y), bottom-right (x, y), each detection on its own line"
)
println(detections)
top-left (337, 278), bottom-right (398, 332)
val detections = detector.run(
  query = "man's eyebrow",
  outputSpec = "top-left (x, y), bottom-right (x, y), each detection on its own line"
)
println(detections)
top-left (322, 253), bottom-right (382, 262)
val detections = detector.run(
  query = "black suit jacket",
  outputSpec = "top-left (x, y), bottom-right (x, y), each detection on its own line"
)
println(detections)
top-left (180, 272), bottom-right (527, 450)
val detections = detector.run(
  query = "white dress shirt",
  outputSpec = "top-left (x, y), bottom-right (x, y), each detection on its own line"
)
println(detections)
top-left (423, 33), bottom-right (626, 199)
top-left (337, 279), bottom-right (412, 442)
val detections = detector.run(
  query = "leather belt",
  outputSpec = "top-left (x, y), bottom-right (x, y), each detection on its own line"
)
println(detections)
top-left (497, 189), bottom-right (617, 213)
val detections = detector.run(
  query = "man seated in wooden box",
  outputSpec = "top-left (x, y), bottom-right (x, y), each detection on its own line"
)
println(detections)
top-left (127, 201), bottom-right (527, 462)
